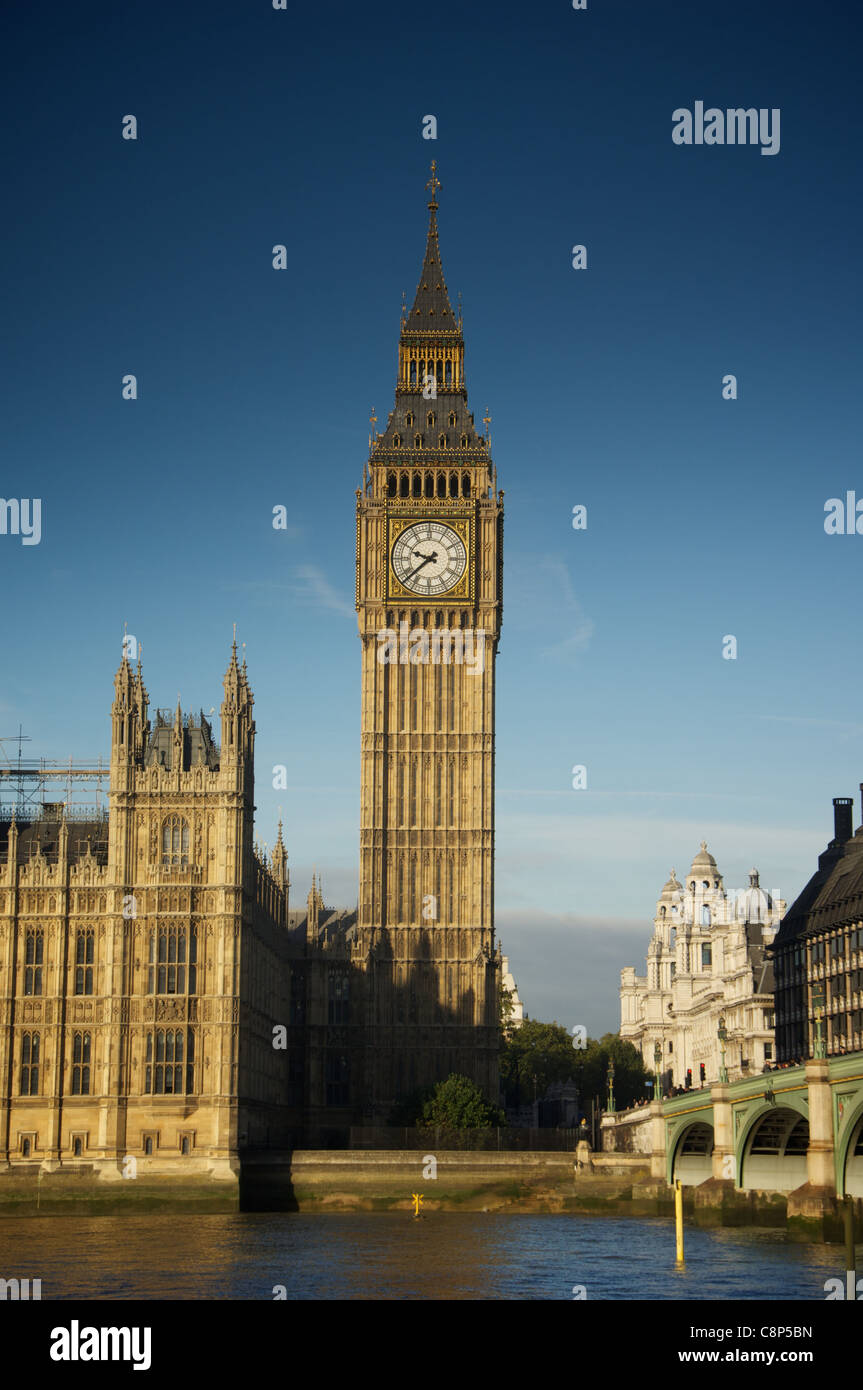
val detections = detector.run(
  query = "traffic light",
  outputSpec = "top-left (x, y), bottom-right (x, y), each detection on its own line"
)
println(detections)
top-left (685, 1068), bottom-right (692, 1089)
top-left (699, 1063), bottom-right (706, 1084)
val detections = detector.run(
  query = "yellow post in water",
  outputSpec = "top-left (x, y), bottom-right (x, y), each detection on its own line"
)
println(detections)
top-left (675, 1178), bottom-right (684, 1263)
top-left (411, 1192), bottom-right (424, 1218)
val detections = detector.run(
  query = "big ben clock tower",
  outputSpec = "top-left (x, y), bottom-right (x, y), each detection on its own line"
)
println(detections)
top-left (355, 164), bottom-right (503, 1117)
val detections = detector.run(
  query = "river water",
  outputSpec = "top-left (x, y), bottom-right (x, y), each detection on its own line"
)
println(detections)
top-left (0, 1212), bottom-right (851, 1300)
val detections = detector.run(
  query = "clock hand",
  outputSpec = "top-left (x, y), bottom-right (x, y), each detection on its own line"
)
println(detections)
top-left (405, 554), bottom-right (437, 581)
top-left (413, 549), bottom-right (438, 562)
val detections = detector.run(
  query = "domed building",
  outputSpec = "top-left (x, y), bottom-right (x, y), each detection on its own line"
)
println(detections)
top-left (620, 842), bottom-right (785, 1090)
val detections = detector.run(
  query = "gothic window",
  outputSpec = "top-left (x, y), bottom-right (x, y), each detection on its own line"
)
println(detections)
top-left (75, 930), bottom-right (94, 995)
top-left (145, 1029), bottom-right (194, 1095)
top-left (436, 471), bottom-right (446, 498)
top-left (659, 906), bottom-right (666, 918)
top-left (325, 1053), bottom-right (350, 1107)
top-left (427, 412), bottom-right (435, 427)
top-left (148, 925), bottom-right (196, 995)
top-left (20, 1032), bottom-right (39, 1095)
top-left (445, 360), bottom-right (452, 385)
top-left (399, 473), bottom-right (409, 498)
top-left (436, 359), bottom-right (443, 383)
top-left (406, 412), bottom-right (414, 427)
top-left (71, 1031), bottom-right (91, 1095)
top-left (425, 471), bottom-right (434, 497)
top-left (24, 930), bottom-right (43, 996)
top-left (409, 361), bottom-right (417, 386)
top-left (701, 906), bottom-right (711, 927)
top-left (460, 435), bottom-right (468, 449)
top-left (439, 434), bottom-right (446, 448)
top-left (328, 969), bottom-right (350, 1025)
top-left (414, 435), bottom-right (422, 451)
top-left (449, 471), bottom-right (458, 497)
top-left (161, 816), bottom-right (189, 868)
top-left (461, 473), bottom-right (470, 497)
top-left (448, 412), bottom-right (456, 427)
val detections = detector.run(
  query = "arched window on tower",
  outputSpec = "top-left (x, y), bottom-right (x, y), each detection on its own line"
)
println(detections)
top-left (701, 905), bottom-right (711, 927)
top-left (161, 816), bottom-right (189, 868)
top-left (424, 471), bottom-right (433, 497)
top-left (439, 434), bottom-right (446, 449)
top-left (460, 434), bottom-right (468, 449)
top-left (436, 472), bottom-right (446, 498)
top-left (445, 361), bottom-right (452, 386)
top-left (412, 472), bottom-right (422, 497)
top-left (387, 472), bottom-right (397, 497)
top-left (448, 411), bottom-right (456, 427)
top-left (414, 435), bottom-right (422, 450)
top-left (461, 473), bottom-right (470, 497)
top-left (449, 472), bottom-right (458, 498)
top-left (427, 411), bottom-right (435, 428)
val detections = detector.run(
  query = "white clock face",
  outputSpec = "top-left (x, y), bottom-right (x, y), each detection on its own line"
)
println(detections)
top-left (391, 521), bottom-right (467, 596)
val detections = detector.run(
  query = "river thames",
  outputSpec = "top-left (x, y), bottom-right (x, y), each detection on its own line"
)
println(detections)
top-left (0, 1212), bottom-right (851, 1300)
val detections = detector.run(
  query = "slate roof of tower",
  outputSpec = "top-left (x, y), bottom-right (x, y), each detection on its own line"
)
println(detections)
top-left (405, 202), bottom-right (459, 334)
top-left (773, 827), bottom-right (863, 944)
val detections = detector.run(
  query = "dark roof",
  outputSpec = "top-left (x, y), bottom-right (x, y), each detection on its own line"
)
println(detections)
top-left (377, 391), bottom-right (487, 454)
top-left (144, 710), bottom-right (219, 771)
top-left (773, 826), bottom-right (863, 945)
top-left (0, 814), bottom-right (109, 867)
top-left (406, 204), bottom-right (458, 335)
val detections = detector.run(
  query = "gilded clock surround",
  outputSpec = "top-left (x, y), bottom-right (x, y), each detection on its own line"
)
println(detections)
top-left (387, 511), bottom-right (474, 603)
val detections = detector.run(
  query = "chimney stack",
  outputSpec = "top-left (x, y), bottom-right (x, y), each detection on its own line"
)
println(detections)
top-left (833, 797), bottom-right (853, 844)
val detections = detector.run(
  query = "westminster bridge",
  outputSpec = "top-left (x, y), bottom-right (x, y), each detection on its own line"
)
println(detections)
top-left (600, 1054), bottom-right (863, 1205)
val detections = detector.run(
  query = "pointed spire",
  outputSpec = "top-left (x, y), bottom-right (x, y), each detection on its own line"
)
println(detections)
top-left (407, 162), bottom-right (458, 331)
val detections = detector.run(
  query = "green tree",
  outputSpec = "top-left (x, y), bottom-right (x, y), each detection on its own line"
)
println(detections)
top-left (499, 1019), bottom-right (575, 1108)
top-left (573, 1033), bottom-right (652, 1113)
top-left (418, 1073), bottom-right (505, 1129)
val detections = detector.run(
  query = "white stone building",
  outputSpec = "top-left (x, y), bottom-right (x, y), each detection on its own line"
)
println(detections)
top-left (620, 843), bottom-right (785, 1089)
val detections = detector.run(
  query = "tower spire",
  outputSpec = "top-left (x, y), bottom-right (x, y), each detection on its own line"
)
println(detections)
top-left (407, 162), bottom-right (457, 331)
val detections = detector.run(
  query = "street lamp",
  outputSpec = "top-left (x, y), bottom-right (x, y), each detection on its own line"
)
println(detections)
top-left (607, 1059), bottom-right (616, 1114)
top-left (653, 1040), bottom-right (662, 1101)
top-left (812, 982), bottom-right (826, 1059)
top-left (717, 1014), bottom-right (728, 1084)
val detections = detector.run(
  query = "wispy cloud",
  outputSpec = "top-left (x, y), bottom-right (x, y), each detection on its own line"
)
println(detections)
top-left (506, 555), bottom-right (594, 661)
top-left (293, 565), bottom-right (355, 618)
top-left (223, 568), bottom-right (355, 618)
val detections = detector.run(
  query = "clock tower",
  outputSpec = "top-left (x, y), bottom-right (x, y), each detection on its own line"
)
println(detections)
top-left (355, 164), bottom-right (503, 1117)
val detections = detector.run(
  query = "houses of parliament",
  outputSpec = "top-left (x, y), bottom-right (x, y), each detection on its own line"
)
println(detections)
top-left (0, 167), bottom-right (504, 1191)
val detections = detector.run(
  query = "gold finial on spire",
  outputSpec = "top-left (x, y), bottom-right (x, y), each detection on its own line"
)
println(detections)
top-left (426, 160), bottom-right (441, 206)
top-left (482, 406), bottom-right (491, 438)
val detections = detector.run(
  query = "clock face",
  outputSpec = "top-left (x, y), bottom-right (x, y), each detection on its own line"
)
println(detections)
top-left (391, 520), bottom-right (468, 596)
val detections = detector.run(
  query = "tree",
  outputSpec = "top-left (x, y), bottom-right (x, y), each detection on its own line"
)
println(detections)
top-left (573, 1033), bottom-right (652, 1113)
top-left (499, 1019), bottom-right (575, 1108)
top-left (418, 1073), bottom-right (505, 1129)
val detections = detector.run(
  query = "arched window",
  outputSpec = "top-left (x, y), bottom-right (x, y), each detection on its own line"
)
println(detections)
top-left (414, 434), bottom-right (422, 450)
top-left (660, 906), bottom-right (666, 918)
top-left (406, 412), bottom-right (414, 427)
top-left (701, 905), bottom-right (711, 927)
top-left (436, 359), bottom-right (443, 383)
top-left (144, 1136), bottom-right (154, 1156)
top-left (25, 930), bottom-right (43, 996)
top-left (448, 412), bottom-right (456, 427)
top-left (75, 930), bottom-right (94, 995)
top-left (436, 472), bottom-right (446, 498)
top-left (424, 471), bottom-right (433, 497)
top-left (460, 434), bottom-right (468, 449)
top-left (409, 360), bottom-right (417, 386)
top-left (412, 472), bottom-right (422, 497)
top-left (449, 472), bottom-right (459, 498)
top-left (427, 411), bottom-right (435, 427)
top-left (73, 1137), bottom-right (83, 1157)
top-left (445, 361), bottom-right (453, 385)
top-left (20, 1033), bottom-right (40, 1095)
top-left (439, 434), bottom-right (446, 449)
top-left (145, 1029), bottom-right (194, 1095)
top-left (71, 1031), bottom-right (91, 1095)
top-left (387, 472), bottom-right (397, 497)
top-left (161, 816), bottom-right (189, 868)
top-left (702, 880), bottom-right (709, 890)
top-left (399, 473), bottom-right (409, 498)
top-left (181, 1136), bottom-right (190, 1156)
top-left (22, 1138), bottom-right (31, 1158)
top-left (461, 473), bottom-right (470, 497)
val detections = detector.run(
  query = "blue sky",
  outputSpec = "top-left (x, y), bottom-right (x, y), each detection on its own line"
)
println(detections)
top-left (2, 0), bottom-right (862, 1035)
